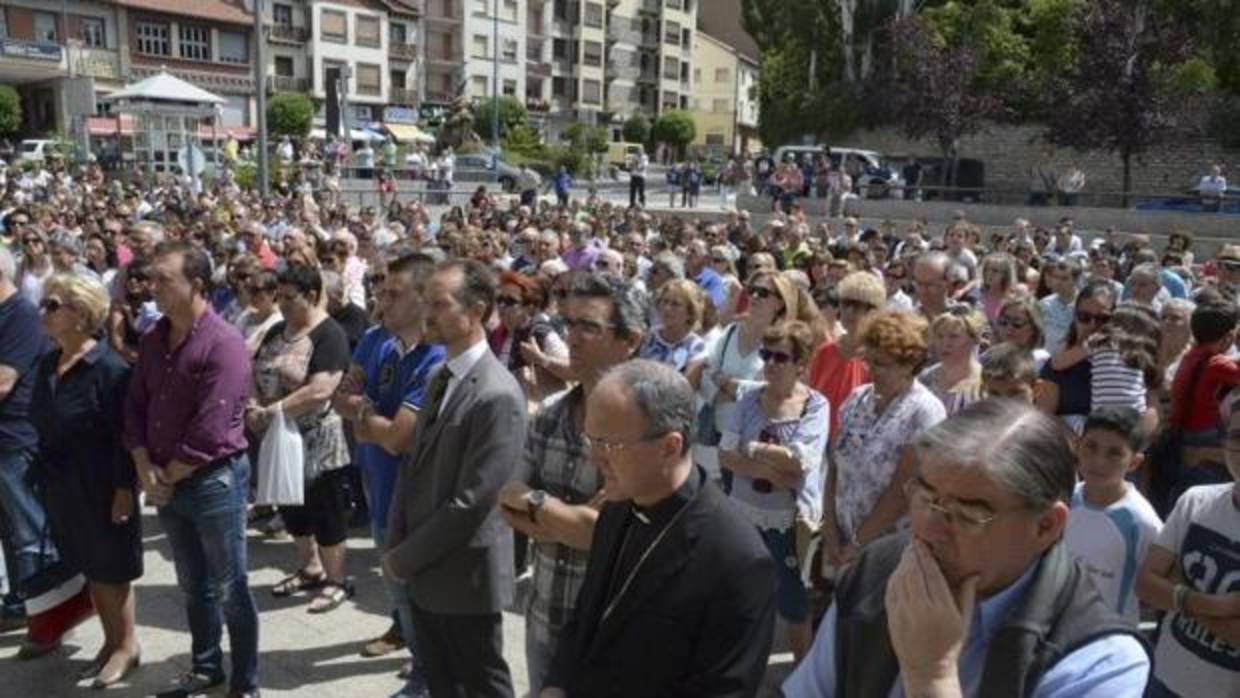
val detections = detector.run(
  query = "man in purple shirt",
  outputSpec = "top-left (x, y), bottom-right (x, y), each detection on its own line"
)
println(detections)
top-left (560, 223), bottom-right (599, 272)
top-left (124, 241), bottom-right (259, 698)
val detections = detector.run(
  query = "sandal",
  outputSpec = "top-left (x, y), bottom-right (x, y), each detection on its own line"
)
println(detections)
top-left (272, 569), bottom-right (327, 597)
top-left (308, 580), bottom-right (354, 614)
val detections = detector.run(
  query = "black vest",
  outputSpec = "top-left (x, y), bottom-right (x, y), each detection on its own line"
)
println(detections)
top-left (833, 533), bottom-right (1146, 698)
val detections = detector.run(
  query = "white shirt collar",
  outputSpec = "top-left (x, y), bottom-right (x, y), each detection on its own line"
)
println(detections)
top-left (446, 337), bottom-right (489, 382)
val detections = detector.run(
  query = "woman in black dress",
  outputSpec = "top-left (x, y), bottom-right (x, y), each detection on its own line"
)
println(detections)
top-left (30, 272), bottom-right (141, 687)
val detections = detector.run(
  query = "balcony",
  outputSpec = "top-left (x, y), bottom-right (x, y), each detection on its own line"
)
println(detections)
top-left (390, 87), bottom-right (418, 104)
top-left (70, 45), bottom-right (121, 81)
top-left (527, 61), bottom-right (551, 78)
top-left (268, 24), bottom-right (308, 43)
top-left (425, 48), bottom-right (458, 64)
top-left (638, 0), bottom-right (660, 13)
top-left (390, 42), bottom-right (419, 60)
top-left (268, 75), bottom-right (308, 92)
top-left (424, 90), bottom-right (455, 104)
top-left (526, 98), bottom-right (550, 113)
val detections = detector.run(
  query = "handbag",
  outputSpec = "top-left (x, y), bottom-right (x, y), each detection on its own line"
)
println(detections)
top-left (255, 403), bottom-right (305, 506)
top-left (696, 325), bottom-right (738, 447)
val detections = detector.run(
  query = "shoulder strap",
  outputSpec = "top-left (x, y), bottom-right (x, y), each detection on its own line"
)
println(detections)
top-left (714, 323), bottom-right (738, 369)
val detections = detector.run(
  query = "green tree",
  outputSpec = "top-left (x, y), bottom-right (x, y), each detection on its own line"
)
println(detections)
top-left (622, 114), bottom-right (650, 144)
top-left (266, 92), bottom-right (313, 138)
top-left (652, 110), bottom-right (697, 158)
top-left (472, 96), bottom-right (528, 141)
top-left (0, 85), bottom-right (20, 136)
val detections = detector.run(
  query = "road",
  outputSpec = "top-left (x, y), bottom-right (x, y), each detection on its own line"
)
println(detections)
top-left (2, 507), bottom-right (795, 697)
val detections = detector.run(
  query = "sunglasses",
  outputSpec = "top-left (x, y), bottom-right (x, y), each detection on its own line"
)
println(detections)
top-left (1220, 260), bottom-right (1240, 272)
top-left (1075, 310), bottom-right (1112, 326)
top-left (759, 348), bottom-right (795, 364)
top-left (39, 297), bottom-right (64, 313)
top-left (24, 237), bottom-right (43, 245)
top-left (748, 286), bottom-right (775, 300)
top-left (495, 295), bottom-right (523, 308)
top-left (997, 315), bottom-right (1029, 330)
top-left (840, 299), bottom-right (875, 312)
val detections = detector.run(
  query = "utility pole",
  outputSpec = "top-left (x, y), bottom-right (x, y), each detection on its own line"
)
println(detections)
top-left (491, 0), bottom-right (499, 168)
top-left (253, 0), bottom-right (270, 196)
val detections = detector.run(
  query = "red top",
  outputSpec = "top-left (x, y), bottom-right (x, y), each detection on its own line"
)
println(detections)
top-left (807, 339), bottom-right (869, 437)
top-left (1171, 344), bottom-right (1240, 431)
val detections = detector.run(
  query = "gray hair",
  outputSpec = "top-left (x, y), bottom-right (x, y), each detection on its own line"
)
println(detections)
top-left (1129, 263), bottom-right (1160, 284)
top-left (916, 251), bottom-right (951, 279)
top-left (651, 251), bottom-right (685, 280)
top-left (568, 272), bottom-right (648, 343)
top-left (0, 245), bottom-right (15, 282)
top-left (912, 400), bottom-right (1075, 510)
top-left (601, 359), bottom-right (696, 455)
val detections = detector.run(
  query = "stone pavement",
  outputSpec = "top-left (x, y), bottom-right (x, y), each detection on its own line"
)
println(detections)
top-left (2, 508), bottom-right (795, 697)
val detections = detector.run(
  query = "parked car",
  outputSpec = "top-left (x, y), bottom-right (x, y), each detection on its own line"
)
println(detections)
top-left (19, 139), bottom-right (63, 164)
top-left (767, 144), bottom-right (903, 199)
top-left (454, 152), bottom-right (533, 192)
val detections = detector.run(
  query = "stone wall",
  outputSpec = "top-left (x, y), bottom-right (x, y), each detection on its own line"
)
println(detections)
top-left (838, 123), bottom-right (1240, 205)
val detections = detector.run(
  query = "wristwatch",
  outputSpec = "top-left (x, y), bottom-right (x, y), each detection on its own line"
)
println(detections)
top-left (525, 489), bottom-right (548, 523)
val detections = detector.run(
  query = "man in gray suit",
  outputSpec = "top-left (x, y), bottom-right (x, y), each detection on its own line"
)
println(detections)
top-left (383, 259), bottom-right (527, 698)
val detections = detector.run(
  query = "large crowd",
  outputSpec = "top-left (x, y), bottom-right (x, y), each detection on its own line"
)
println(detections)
top-left (0, 154), bottom-right (1237, 698)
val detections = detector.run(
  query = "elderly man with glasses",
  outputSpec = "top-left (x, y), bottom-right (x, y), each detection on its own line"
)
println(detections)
top-left (785, 400), bottom-right (1150, 698)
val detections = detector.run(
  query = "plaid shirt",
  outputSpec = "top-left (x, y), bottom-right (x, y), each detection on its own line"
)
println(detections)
top-left (515, 387), bottom-right (602, 641)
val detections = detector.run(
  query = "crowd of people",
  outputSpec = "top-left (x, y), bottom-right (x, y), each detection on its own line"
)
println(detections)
top-left (0, 153), bottom-right (1237, 698)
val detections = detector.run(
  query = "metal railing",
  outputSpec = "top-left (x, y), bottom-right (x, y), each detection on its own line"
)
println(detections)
top-left (268, 24), bottom-right (309, 42)
top-left (390, 87), bottom-right (418, 104)
top-left (389, 42), bottom-right (418, 59)
top-left (268, 75), bottom-right (307, 92)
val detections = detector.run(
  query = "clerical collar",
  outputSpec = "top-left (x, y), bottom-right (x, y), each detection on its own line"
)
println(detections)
top-left (630, 466), bottom-right (701, 527)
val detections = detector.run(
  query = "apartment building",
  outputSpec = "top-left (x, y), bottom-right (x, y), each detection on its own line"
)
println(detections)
top-left (690, 30), bottom-right (759, 156)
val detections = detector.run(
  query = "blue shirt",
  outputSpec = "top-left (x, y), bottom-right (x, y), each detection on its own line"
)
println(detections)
top-left (552, 172), bottom-right (573, 195)
top-left (0, 292), bottom-right (47, 450)
top-left (783, 561), bottom-right (1150, 698)
top-left (354, 329), bottom-right (445, 529)
top-left (1159, 269), bottom-right (1188, 299)
top-left (694, 266), bottom-right (727, 308)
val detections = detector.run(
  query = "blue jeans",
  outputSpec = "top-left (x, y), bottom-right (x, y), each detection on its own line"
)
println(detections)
top-left (158, 453), bottom-right (259, 692)
top-left (0, 447), bottom-right (56, 616)
top-left (373, 523), bottom-right (428, 694)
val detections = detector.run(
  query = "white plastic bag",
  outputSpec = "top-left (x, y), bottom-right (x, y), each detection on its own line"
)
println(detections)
top-left (255, 403), bottom-right (305, 506)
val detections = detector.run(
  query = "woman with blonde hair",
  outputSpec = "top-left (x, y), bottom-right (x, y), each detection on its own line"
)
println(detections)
top-left (30, 273), bottom-right (142, 685)
top-left (919, 305), bottom-right (988, 415)
top-left (639, 279), bottom-right (708, 373)
top-left (978, 253), bottom-right (1020, 326)
top-left (808, 271), bottom-right (886, 435)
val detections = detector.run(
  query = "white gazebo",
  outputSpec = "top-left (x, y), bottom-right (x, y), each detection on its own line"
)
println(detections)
top-left (99, 69), bottom-right (226, 190)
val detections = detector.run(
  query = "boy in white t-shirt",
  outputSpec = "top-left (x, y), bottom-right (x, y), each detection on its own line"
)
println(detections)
top-left (1136, 408), bottom-right (1240, 698)
top-left (1065, 407), bottom-right (1162, 626)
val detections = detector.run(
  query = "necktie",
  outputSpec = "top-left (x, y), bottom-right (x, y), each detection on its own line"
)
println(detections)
top-left (424, 366), bottom-right (453, 424)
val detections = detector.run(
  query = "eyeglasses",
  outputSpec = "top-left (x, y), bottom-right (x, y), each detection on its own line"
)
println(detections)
top-left (997, 315), bottom-right (1029, 330)
top-left (23, 237), bottom-right (43, 245)
top-left (39, 297), bottom-right (64, 313)
top-left (759, 348), bottom-right (795, 364)
top-left (1075, 310), bottom-right (1112, 326)
top-left (582, 432), bottom-right (666, 456)
top-left (840, 299), bottom-right (875, 313)
top-left (902, 478), bottom-right (999, 536)
top-left (1220, 260), bottom-right (1240, 272)
top-left (495, 295), bottom-right (523, 308)
top-left (562, 316), bottom-right (614, 337)
top-left (748, 285), bottom-right (775, 300)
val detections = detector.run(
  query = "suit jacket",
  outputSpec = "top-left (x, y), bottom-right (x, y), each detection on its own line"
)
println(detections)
top-left (546, 470), bottom-right (778, 697)
top-left (386, 349), bottom-right (527, 615)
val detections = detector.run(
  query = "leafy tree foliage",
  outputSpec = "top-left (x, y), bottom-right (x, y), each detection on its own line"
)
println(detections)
top-left (266, 92), bottom-right (313, 138)
top-left (471, 96), bottom-right (528, 141)
top-left (622, 115), bottom-right (650, 144)
top-left (0, 85), bottom-right (19, 136)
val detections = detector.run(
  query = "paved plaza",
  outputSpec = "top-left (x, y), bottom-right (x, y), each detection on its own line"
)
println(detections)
top-left (2, 508), bottom-right (794, 697)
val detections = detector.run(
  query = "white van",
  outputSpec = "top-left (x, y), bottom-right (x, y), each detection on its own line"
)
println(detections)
top-left (19, 139), bottom-right (59, 163)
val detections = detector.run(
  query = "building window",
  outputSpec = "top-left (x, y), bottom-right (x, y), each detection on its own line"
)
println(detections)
top-left (502, 38), bottom-right (518, 63)
top-left (356, 15), bottom-right (381, 48)
top-left (324, 60), bottom-right (345, 92)
top-left (682, 28), bottom-right (691, 46)
top-left (356, 63), bottom-right (381, 95)
top-left (582, 79), bottom-right (601, 104)
top-left (135, 21), bottom-right (170, 56)
top-left (390, 22), bottom-right (407, 46)
top-left (583, 40), bottom-right (602, 67)
top-left (218, 30), bottom-right (247, 64)
top-left (472, 34), bottom-right (489, 59)
top-left (666, 0), bottom-right (684, 9)
top-left (584, 2), bottom-right (603, 28)
top-left (663, 57), bottom-right (677, 78)
top-left (664, 20), bottom-right (680, 45)
top-left (275, 56), bottom-right (294, 76)
top-left (712, 98), bottom-right (730, 112)
top-left (705, 133), bottom-right (725, 146)
top-left (273, 3), bottom-right (293, 26)
top-left (471, 75), bottom-right (489, 98)
top-left (354, 105), bottom-right (373, 121)
top-left (79, 17), bottom-right (105, 48)
top-left (502, 0), bottom-right (518, 22)
top-left (715, 67), bottom-right (730, 83)
top-left (552, 77), bottom-right (569, 97)
top-left (391, 69), bottom-right (406, 89)
top-left (34, 12), bottom-right (58, 42)
top-left (321, 10), bottom-right (347, 43)
top-left (553, 0), bottom-right (570, 21)
top-left (503, 79), bottom-right (516, 96)
top-left (552, 38), bottom-right (569, 60)
top-left (179, 25), bottom-right (211, 61)
top-left (472, 0), bottom-right (488, 15)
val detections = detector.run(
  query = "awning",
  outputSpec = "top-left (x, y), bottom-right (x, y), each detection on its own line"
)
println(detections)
top-left (309, 128), bottom-right (387, 142)
top-left (384, 123), bottom-right (435, 144)
top-left (85, 116), bottom-right (254, 141)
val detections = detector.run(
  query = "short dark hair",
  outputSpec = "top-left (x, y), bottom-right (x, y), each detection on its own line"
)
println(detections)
top-left (567, 272), bottom-right (647, 342)
top-left (153, 240), bottom-right (211, 295)
top-left (439, 258), bottom-right (498, 322)
top-left (981, 342), bottom-right (1037, 385)
top-left (277, 263), bottom-right (323, 303)
top-left (1084, 406), bottom-right (1148, 452)
top-left (388, 253), bottom-right (436, 286)
top-left (1190, 299), bottom-right (1239, 344)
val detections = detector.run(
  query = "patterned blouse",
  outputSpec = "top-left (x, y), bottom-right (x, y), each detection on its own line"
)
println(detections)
top-left (832, 381), bottom-right (947, 543)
